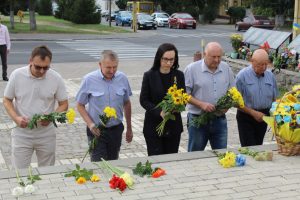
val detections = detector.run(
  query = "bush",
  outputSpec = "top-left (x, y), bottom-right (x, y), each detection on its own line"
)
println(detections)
top-left (252, 7), bottom-right (274, 17)
top-left (37, 0), bottom-right (52, 16)
top-left (55, 0), bottom-right (75, 20)
top-left (228, 6), bottom-right (246, 23)
top-left (70, 0), bottom-right (100, 24)
top-left (203, 6), bottom-right (217, 23)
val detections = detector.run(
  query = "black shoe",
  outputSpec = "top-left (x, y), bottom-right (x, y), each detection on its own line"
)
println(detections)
top-left (3, 77), bottom-right (8, 81)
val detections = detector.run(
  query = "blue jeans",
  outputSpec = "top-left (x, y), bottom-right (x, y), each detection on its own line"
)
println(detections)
top-left (187, 113), bottom-right (228, 151)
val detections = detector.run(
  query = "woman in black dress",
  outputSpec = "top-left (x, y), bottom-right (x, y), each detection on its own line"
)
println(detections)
top-left (140, 43), bottom-right (185, 156)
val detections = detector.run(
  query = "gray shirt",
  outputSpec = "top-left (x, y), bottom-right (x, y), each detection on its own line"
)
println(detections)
top-left (184, 60), bottom-right (235, 115)
top-left (236, 65), bottom-right (278, 110)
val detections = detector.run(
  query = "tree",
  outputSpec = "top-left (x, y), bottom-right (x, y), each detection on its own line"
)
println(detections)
top-left (37, 0), bottom-right (53, 16)
top-left (116, 0), bottom-right (127, 10)
top-left (55, 0), bottom-right (75, 20)
top-left (29, 0), bottom-right (37, 30)
top-left (9, 0), bottom-right (14, 29)
top-left (70, 0), bottom-right (100, 24)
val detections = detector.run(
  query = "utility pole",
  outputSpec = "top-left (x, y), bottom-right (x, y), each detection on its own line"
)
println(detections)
top-left (132, 0), bottom-right (138, 32)
top-left (109, 0), bottom-right (112, 27)
top-left (293, 0), bottom-right (300, 39)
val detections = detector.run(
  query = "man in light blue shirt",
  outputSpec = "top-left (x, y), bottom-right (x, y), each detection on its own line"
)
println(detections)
top-left (76, 50), bottom-right (133, 161)
top-left (236, 49), bottom-right (278, 147)
top-left (185, 42), bottom-right (235, 151)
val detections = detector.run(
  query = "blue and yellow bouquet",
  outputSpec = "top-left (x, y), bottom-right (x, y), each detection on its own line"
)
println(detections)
top-left (264, 85), bottom-right (300, 156)
top-left (264, 85), bottom-right (300, 144)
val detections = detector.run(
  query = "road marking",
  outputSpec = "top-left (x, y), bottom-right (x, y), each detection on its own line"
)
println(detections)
top-left (57, 40), bottom-right (187, 60)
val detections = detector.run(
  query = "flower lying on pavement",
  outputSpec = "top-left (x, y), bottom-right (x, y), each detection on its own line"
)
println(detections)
top-left (12, 186), bottom-right (24, 197)
top-left (214, 151), bottom-right (246, 168)
top-left (100, 158), bottom-right (134, 192)
top-left (12, 167), bottom-right (41, 198)
top-left (65, 164), bottom-right (100, 184)
top-left (238, 147), bottom-right (273, 161)
top-left (24, 184), bottom-right (36, 194)
top-left (132, 160), bottom-right (166, 178)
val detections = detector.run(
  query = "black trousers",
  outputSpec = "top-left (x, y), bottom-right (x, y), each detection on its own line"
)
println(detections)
top-left (87, 123), bottom-right (124, 162)
top-left (0, 45), bottom-right (8, 78)
top-left (144, 131), bottom-right (181, 156)
top-left (236, 109), bottom-right (269, 147)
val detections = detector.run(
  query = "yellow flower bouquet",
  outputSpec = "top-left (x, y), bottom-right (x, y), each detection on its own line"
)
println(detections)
top-left (156, 83), bottom-right (191, 136)
top-left (82, 106), bottom-right (117, 162)
top-left (230, 34), bottom-right (243, 53)
top-left (191, 87), bottom-right (244, 127)
top-left (27, 108), bottom-right (76, 129)
top-left (263, 85), bottom-right (300, 156)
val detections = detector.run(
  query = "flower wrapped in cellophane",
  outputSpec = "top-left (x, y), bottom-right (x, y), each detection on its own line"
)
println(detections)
top-left (156, 83), bottom-right (191, 136)
top-left (264, 85), bottom-right (300, 144)
top-left (214, 151), bottom-right (246, 168)
top-left (82, 106), bottom-right (117, 162)
top-left (27, 108), bottom-right (76, 129)
top-left (100, 158), bottom-right (134, 192)
top-left (191, 87), bottom-right (244, 127)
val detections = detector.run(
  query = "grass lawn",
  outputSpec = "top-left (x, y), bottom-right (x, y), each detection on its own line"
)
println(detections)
top-left (1, 14), bottom-right (131, 34)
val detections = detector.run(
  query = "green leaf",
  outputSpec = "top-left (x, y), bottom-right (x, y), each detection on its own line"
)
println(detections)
top-left (76, 164), bottom-right (80, 170)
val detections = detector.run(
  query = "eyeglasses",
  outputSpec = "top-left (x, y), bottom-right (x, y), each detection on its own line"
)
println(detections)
top-left (33, 64), bottom-right (50, 71)
top-left (161, 57), bottom-right (175, 63)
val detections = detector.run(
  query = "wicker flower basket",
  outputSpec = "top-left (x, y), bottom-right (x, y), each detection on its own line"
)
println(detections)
top-left (275, 135), bottom-right (300, 156)
top-left (273, 89), bottom-right (300, 156)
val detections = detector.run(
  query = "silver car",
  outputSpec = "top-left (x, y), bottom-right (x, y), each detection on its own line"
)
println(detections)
top-left (151, 12), bottom-right (169, 27)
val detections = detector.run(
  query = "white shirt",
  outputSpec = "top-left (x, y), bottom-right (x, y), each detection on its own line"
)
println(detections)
top-left (0, 24), bottom-right (11, 50)
top-left (4, 65), bottom-right (68, 135)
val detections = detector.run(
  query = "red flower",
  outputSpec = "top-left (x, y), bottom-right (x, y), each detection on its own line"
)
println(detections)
top-left (109, 174), bottom-right (127, 192)
top-left (152, 168), bottom-right (166, 178)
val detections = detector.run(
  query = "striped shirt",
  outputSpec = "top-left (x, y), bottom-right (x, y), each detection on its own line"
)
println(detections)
top-left (236, 65), bottom-right (278, 110)
top-left (184, 59), bottom-right (235, 115)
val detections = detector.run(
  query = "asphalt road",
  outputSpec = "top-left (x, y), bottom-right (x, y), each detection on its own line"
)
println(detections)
top-left (8, 23), bottom-right (236, 65)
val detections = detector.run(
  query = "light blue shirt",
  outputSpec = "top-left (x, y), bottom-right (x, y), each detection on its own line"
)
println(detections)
top-left (184, 59), bottom-right (235, 114)
top-left (236, 65), bottom-right (278, 110)
top-left (76, 69), bottom-right (132, 127)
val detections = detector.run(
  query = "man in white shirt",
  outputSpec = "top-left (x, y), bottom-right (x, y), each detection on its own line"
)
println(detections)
top-left (3, 45), bottom-right (68, 169)
top-left (0, 16), bottom-right (11, 81)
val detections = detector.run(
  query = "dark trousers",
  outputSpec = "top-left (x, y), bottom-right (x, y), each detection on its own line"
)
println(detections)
top-left (236, 109), bottom-right (269, 147)
top-left (87, 123), bottom-right (124, 162)
top-left (144, 131), bottom-right (181, 156)
top-left (0, 45), bottom-right (8, 78)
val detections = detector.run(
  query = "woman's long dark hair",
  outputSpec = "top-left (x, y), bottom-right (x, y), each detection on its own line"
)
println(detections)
top-left (151, 43), bottom-right (179, 70)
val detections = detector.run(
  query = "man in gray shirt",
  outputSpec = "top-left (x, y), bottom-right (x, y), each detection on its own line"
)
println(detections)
top-left (184, 42), bottom-right (235, 151)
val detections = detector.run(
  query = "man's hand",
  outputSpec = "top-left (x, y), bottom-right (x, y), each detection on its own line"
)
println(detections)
top-left (16, 116), bottom-right (29, 128)
top-left (160, 111), bottom-right (167, 119)
top-left (251, 110), bottom-right (265, 122)
top-left (40, 119), bottom-right (51, 127)
top-left (89, 123), bottom-right (100, 137)
top-left (126, 129), bottom-right (133, 143)
top-left (200, 102), bottom-right (215, 112)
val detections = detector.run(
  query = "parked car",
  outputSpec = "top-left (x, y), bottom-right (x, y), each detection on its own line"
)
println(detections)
top-left (115, 11), bottom-right (132, 26)
top-left (106, 10), bottom-right (119, 21)
top-left (168, 13), bottom-right (196, 29)
top-left (136, 13), bottom-right (157, 30)
top-left (151, 12), bottom-right (169, 27)
top-left (235, 15), bottom-right (275, 31)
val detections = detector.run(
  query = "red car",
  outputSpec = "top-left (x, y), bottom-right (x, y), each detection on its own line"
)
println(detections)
top-left (235, 15), bottom-right (275, 31)
top-left (168, 13), bottom-right (196, 29)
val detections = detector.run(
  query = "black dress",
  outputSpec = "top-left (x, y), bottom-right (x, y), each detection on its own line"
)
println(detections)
top-left (140, 69), bottom-right (185, 156)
